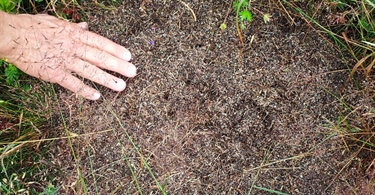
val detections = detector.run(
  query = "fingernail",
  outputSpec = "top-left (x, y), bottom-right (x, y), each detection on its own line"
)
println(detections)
top-left (93, 92), bottom-right (101, 100)
top-left (123, 51), bottom-right (132, 61)
top-left (116, 79), bottom-right (126, 91)
top-left (127, 65), bottom-right (137, 77)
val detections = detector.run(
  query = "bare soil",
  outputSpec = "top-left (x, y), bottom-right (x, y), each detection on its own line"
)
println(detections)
top-left (43, 0), bottom-right (375, 194)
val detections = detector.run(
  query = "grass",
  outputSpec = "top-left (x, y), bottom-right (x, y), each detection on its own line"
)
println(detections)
top-left (2, 0), bottom-right (165, 193)
top-left (105, 98), bottom-right (166, 194)
top-left (281, 0), bottom-right (375, 77)
top-left (46, 88), bottom-right (166, 194)
top-left (280, 0), bottom-right (375, 190)
top-left (0, 1), bottom-right (60, 192)
top-left (0, 1), bottom-right (82, 193)
top-left (329, 87), bottom-right (375, 186)
top-left (0, 63), bottom-right (57, 193)
top-left (248, 146), bottom-right (290, 195)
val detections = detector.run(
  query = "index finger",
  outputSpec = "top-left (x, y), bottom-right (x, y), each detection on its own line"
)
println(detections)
top-left (73, 27), bottom-right (132, 61)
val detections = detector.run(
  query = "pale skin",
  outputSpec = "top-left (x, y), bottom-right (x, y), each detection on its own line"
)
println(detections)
top-left (0, 11), bottom-right (137, 100)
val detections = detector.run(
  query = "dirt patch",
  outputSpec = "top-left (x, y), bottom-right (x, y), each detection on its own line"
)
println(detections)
top-left (45, 0), bottom-right (374, 194)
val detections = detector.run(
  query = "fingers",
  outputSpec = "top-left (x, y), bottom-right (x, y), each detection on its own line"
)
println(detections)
top-left (35, 14), bottom-right (132, 62)
top-left (75, 30), bottom-right (132, 61)
top-left (22, 15), bottom-right (136, 100)
top-left (75, 44), bottom-right (137, 78)
top-left (77, 22), bottom-right (88, 30)
top-left (57, 72), bottom-right (101, 100)
top-left (33, 13), bottom-right (61, 22)
top-left (69, 58), bottom-right (127, 92)
top-left (56, 58), bottom-right (128, 100)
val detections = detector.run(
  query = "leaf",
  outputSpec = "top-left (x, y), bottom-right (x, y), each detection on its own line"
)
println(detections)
top-left (233, 1), bottom-right (240, 12)
top-left (219, 23), bottom-right (227, 30)
top-left (240, 10), bottom-right (252, 22)
top-left (233, 0), bottom-right (248, 12)
top-left (0, 0), bottom-right (17, 13)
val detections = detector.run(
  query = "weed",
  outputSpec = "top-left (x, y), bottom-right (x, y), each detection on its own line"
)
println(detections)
top-left (2, 60), bottom-right (20, 87)
top-left (281, 0), bottom-right (375, 146)
top-left (220, 0), bottom-right (270, 52)
top-left (234, 0), bottom-right (253, 28)
top-left (263, 13), bottom-right (272, 23)
top-left (219, 0), bottom-right (253, 36)
top-left (219, 22), bottom-right (227, 30)
top-left (0, 0), bottom-right (17, 13)
top-left (1, 59), bottom-right (30, 91)
top-left (39, 183), bottom-right (59, 195)
top-left (322, 86), bottom-right (375, 190)
top-left (234, 0), bottom-right (252, 52)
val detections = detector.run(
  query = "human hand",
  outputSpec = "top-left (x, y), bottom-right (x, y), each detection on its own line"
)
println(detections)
top-left (0, 11), bottom-right (136, 100)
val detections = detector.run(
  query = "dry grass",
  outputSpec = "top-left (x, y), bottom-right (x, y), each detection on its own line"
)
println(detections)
top-left (278, 0), bottom-right (375, 192)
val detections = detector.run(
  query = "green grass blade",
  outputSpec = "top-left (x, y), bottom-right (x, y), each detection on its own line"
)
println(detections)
top-left (252, 185), bottom-right (289, 195)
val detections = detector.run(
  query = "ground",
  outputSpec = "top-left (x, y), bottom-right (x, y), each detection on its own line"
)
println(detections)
top-left (41, 0), bottom-right (375, 194)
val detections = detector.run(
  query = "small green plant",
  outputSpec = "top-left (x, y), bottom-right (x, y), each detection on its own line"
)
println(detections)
top-left (39, 183), bottom-right (59, 195)
top-left (219, 23), bottom-right (227, 30)
top-left (219, 0), bottom-right (253, 32)
top-left (0, 0), bottom-right (17, 13)
top-left (4, 62), bottom-right (21, 86)
top-left (233, 0), bottom-right (252, 52)
top-left (219, 1), bottom-right (271, 53)
top-left (233, 0), bottom-right (253, 29)
top-left (1, 59), bottom-right (29, 90)
top-left (263, 13), bottom-right (271, 23)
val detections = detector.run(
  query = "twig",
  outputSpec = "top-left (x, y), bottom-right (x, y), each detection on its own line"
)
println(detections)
top-left (236, 0), bottom-right (245, 54)
top-left (277, 0), bottom-right (296, 25)
top-left (178, 0), bottom-right (197, 22)
top-left (222, 3), bottom-right (232, 24)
